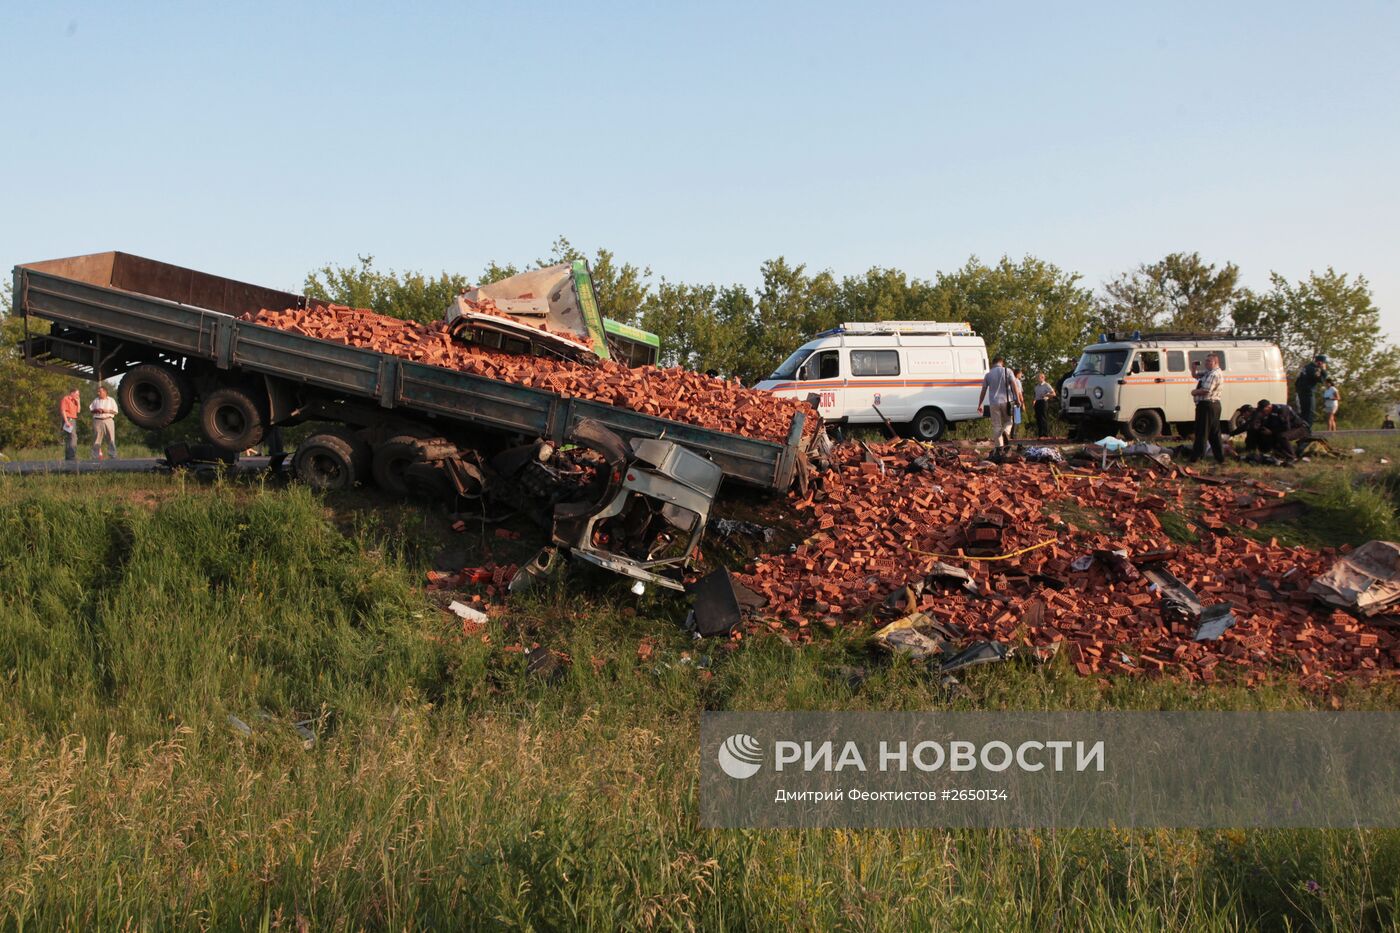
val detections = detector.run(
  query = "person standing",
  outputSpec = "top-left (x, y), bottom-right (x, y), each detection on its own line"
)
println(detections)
top-left (1032, 372), bottom-right (1054, 437)
top-left (1190, 353), bottom-right (1225, 465)
top-left (976, 356), bottom-right (1023, 448)
top-left (89, 385), bottom-right (118, 460)
top-left (1321, 379), bottom-right (1340, 432)
top-left (59, 388), bottom-right (81, 461)
top-left (1010, 369), bottom-right (1025, 438)
top-left (1295, 354), bottom-right (1327, 427)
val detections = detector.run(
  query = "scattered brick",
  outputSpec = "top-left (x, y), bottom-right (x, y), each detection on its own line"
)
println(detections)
top-left (241, 302), bottom-right (814, 444)
top-left (733, 439), bottom-right (1396, 690)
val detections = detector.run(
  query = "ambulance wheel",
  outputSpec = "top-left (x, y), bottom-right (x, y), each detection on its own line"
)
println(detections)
top-left (1128, 409), bottom-right (1164, 440)
top-left (909, 408), bottom-right (947, 442)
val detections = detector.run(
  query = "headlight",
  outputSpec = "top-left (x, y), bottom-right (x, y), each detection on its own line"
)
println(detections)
top-left (1092, 387), bottom-right (1103, 399)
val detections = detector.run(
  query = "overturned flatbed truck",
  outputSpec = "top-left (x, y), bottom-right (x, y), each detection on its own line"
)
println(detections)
top-left (14, 252), bottom-right (810, 590)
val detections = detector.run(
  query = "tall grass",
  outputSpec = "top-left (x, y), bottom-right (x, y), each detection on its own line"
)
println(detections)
top-left (0, 474), bottom-right (1398, 928)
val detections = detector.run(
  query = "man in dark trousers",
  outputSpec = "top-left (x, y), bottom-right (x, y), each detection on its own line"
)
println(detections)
top-left (1190, 353), bottom-right (1225, 464)
top-left (1295, 354), bottom-right (1328, 427)
top-left (1230, 399), bottom-right (1307, 461)
top-left (1032, 372), bottom-right (1054, 437)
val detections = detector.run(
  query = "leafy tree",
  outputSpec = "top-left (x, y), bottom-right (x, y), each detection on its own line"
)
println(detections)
top-left (833, 267), bottom-right (941, 325)
top-left (928, 256), bottom-right (1098, 378)
top-left (0, 283), bottom-right (87, 451)
top-left (1232, 269), bottom-right (1400, 424)
top-left (304, 255), bottom-right (470, 323)
top-left (1099, 252), bottom-right (1240, 333)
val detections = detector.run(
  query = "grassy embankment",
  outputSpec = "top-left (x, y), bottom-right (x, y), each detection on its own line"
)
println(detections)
top-left (2, 454), bottom-right (1400, 928)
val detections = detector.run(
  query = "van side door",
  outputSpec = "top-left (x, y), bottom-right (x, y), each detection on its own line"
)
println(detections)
top-left (1123, 349), bottom-right (1165, 425)
top-left (844, 348), bottom-right (901, 424)
top-left (1163, 350), bottom-right (1192, 422)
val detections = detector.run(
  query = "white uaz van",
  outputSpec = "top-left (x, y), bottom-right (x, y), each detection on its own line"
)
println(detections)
top-left (1060, 332), bottom-right (1288, 439)
top-left (754, 322), bottom-right (989, 440)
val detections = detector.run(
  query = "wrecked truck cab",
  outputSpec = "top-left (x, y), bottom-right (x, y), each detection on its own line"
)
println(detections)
top-left (524, 420), bottom-right (724, 593)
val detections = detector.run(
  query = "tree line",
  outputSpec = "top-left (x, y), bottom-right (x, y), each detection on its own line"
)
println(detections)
top-left (306, 239), bottom-right (1400, 424)
top-left (0, 244), bottom-right (1394, 451)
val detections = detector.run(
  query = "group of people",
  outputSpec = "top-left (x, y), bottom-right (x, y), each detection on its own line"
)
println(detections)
top-left (58, 386), bottom-right (119, 461)
top-left (976, 358), bottom-right (1057, 447)
top-left (979, 350), bottom-right (1346, 465)
top-left (1295, 354), bottom-right (1341, 432)
top-left (1189, 352), bottom-right (1339, 466)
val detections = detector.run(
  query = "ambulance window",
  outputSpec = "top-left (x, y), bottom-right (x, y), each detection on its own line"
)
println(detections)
top-left (1188, 350), bottom-right (1226, 371)
top-left (850, 350), bottom-right (900, 377)
top-left (1133, 351), bottom-right (1161, 373)
top-left (1167, 351), bottom-right (1185, 372)
top-left (799, 350), bottom-right (839, 381)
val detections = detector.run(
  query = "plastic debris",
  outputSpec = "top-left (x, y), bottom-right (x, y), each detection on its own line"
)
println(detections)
top-left (448, 601), bottom-right (490, 624)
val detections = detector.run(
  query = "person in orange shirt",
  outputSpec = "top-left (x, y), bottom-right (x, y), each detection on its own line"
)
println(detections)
top-left (59, 388), bottom-right (81, 461)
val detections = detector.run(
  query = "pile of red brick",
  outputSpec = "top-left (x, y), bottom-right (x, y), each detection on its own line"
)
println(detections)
top-left (736, 441), bottom-right (1398, 689)
top-left (241, 303), bottom-right (811, 444)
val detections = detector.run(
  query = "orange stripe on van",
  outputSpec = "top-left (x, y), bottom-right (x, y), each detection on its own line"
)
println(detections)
top-left (765, 378), bottom-right (982, 391)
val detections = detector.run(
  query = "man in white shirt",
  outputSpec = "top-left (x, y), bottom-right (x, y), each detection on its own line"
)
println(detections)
top-left (976, 356), bottom-right (1024, 448)
top-left (90, 384), bottom-right (119, 460)
top-left (1189, 353), bottom-right (1225, 464)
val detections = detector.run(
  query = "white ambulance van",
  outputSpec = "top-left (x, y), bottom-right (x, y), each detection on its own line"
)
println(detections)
top-left (754, 322), bottom-right (988, 440)
top-left (1059, 332), bottom-right (1288, 439)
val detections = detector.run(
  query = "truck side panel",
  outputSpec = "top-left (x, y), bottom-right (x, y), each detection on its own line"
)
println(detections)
top-left (233, 325), bottom-right (386, 398)
top-left (20, 266), bottom-right (218, 360)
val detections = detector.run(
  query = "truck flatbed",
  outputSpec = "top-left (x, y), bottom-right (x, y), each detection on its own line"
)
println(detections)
top-left (14, 251), bottom-right (806, 491)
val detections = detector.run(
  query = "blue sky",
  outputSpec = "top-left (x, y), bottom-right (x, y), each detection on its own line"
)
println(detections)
top-left (4, 1), bottom-right (1397, 335)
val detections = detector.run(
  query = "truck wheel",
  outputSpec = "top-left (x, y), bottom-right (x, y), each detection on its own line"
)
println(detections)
top-left (201, 387), bottom-right (266, 451)
top-left (909, 408), bottom-right (946, 442)
top-left (372, 436), bottom-right (429, 496)
top-left (294, 431), bottom-right (368, 491)
top-left (118, 363), bottom-right (190, 430)
top-left (1128, 409), bottom-right (1164, 440)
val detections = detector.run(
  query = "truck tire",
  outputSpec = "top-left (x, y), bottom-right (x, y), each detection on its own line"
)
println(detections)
top-left (200, 386), bottom-right (266, 451)
top-left (118, 363), bottom-right (190, 430)
top-left (1128, 409), bottom-right (1164, 440)
top-left (372, 436), bottom-right (429, 497)
top-left (909, 408), bottom-right (947, 442)
top-left (294, 430), bottom-right (369, 491)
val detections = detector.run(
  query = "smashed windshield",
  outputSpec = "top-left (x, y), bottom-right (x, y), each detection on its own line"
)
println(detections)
top-left (769, 348), bottom-right (810, 380)
top-left (1075, 349), bottom-right (1130, 377)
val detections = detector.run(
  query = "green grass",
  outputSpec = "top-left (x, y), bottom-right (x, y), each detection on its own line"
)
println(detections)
top-left (1, 472), bottom-right (1399, 929)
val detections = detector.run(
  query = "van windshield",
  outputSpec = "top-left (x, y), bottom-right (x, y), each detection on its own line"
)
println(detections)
top-left (769, 348), bottom-right (810, 380)
top-left (1075, 349), bottom-right (1130, 376)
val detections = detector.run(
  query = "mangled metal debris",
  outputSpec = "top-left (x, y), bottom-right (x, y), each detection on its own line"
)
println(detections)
top-left (1193, 605), bottom-right (1237, 641)
top-left (1308, 541), bottom-right (1400, 617)
top-left (685, 568), bottom-right (766, 637)
top-left (1143, 565), bottom-right (1205, 623)
top-left (710, 518), bottom-right (777, 544)
top-left (939, 640), bottom-right (1010, 674)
